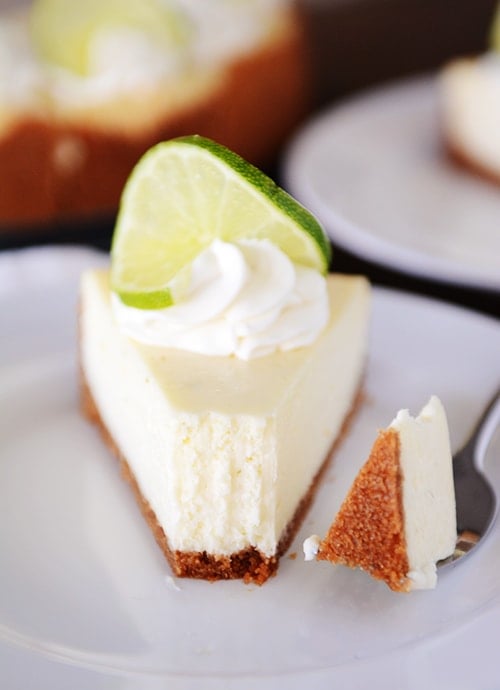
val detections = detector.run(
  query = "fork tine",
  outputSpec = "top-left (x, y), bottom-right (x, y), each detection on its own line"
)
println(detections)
top-left (452, 388), bottom-right (499, 544)
top-left (460, 388), bottom-right (500, 467)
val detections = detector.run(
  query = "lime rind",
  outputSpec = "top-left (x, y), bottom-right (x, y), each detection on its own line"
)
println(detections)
top-left (117, 288), bottom-right (173, 310)
top-left (491, 3), bottom-right (500, 51)
top-left (175, 135), bottom-right (332, 270)
top-left (111, 135), bottom-right (332, 310)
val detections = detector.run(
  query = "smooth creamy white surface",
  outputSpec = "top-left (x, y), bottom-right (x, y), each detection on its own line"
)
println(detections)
top-left (113, 239), bottom-right (329, 360)
top-left (0, 0), bottom-right (286, 110)
top-left (390, 396), bottom-right (457, 590)
top-left (441, 53), bottom-right (500, 175)
top-left (80, 269), bottom-right (370, 556)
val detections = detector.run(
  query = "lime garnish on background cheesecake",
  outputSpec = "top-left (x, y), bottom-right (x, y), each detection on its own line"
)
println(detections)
top-left (29, 0), bottom-right (189, 75)
top-left (110, 135), bottom-right (332, 310)
top-left (490, 2), bottom-right (500, 51)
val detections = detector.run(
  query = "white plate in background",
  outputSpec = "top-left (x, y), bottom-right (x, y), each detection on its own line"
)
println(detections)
top-left (283, 76), bottom-right (500, 291)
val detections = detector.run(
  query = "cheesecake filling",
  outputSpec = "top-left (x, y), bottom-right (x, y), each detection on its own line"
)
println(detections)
top-left (81, 270), bottom-right (370, 558)
top-left (112, 239), bottom-right (330, 360)
top-left (441, 53), bottom-right (500, 175)
top-left (303, 396), bottom-right (456, 590)
top-left (390, 396), bottom-right (457, 589)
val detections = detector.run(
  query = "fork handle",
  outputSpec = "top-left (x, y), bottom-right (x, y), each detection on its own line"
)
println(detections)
top-left (466, 388), bottom-right (500, 470)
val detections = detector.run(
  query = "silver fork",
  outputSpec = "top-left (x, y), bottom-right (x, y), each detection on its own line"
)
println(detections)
top-left (439, 388), bottom-right (500, 568)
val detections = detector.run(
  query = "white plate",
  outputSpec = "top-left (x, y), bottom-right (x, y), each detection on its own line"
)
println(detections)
top-left (283, 76), bottom-right (500, 292)
top-left (1, 246), bottom-right (500, 690)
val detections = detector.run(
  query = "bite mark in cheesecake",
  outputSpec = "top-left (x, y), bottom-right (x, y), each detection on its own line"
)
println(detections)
top-left (305, 396), bottom-right (457, 592)
top-left (80, 270), bottom-right (371, 583)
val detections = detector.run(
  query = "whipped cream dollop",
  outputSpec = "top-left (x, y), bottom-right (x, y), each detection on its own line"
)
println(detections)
top-left (112, 239), bottom-right (329, 360)
top-left (0, 16), bottom-right (187, 109)
top-left (179, 0), bottom-right (285, 66)
top-left (51, 27), bottom-right (187, 106)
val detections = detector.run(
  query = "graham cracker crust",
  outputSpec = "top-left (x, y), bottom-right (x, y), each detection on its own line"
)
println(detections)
top-left (317, 427), bottom-right (411, 593)
top-left (81, 367), bottom-right (364, 585)
top-left (445, 137), bottom-right (500, 189)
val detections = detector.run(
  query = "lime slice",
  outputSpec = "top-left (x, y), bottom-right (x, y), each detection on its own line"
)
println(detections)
top-left (111, 135), bottom-right (332, 310)
top-left (491, 3), bottom-right (500, 51)
top-left (30, 0), bottom-right (189, 76)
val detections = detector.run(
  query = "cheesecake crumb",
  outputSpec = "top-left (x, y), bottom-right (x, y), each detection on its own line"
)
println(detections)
top-left (303, 535), bottom-right (321, 561)
top-left (165, 575), bottom-right (182, 592)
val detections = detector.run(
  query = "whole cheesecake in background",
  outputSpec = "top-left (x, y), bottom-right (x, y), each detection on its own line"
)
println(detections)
top-left (0, 0), bottom-right (309, 228)
top-left (79, 135), bottom-right (371, 584)
top-left (304, 396), bottom-right (457, 592)
top-left (440, 4), bottom-right (500, 186)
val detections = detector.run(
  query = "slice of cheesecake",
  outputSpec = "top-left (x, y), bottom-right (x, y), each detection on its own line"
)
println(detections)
top-left (80, 269), bottom-right (370, 584)
top-left (440, 54), bottom-right (500, 186)
top-left (304, 396), bottom-right (457, 591)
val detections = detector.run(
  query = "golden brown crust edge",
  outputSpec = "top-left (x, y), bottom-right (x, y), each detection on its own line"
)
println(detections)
top-left (317, 427), bottom-right (411, 593)
top-left (0, 8), bottom-right (310, 228)
top-left (81, 364), bottom-right (364, 585)
top-left (444, 135), bottom-right (500, 189)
